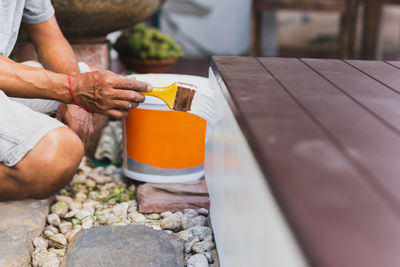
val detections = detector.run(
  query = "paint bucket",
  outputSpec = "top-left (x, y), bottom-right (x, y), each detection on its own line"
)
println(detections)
top-left (123, 74), bottom-right (211, 183)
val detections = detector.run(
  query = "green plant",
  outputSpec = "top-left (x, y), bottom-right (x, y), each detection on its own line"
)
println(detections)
top-left (114, 24), bottom-right (183, 60)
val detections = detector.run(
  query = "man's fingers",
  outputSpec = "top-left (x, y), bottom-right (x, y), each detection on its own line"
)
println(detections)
top-left (112, 100), bottom-right (138, 110)
top-left (113, 76), bottom-right (152, 92)
top-left (111, 89), bottom-right (145, 102)
top-left (105, 109), bottom-right (129, 119)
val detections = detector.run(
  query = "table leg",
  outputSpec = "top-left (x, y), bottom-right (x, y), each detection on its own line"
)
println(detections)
top-left (361, 0), bottom-right (382, 59)
top-left (250, 7), bottom-right (262, 57)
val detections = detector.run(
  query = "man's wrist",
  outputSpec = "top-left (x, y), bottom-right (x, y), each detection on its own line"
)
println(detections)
top-left (53, 73), bottom-right (74, 104)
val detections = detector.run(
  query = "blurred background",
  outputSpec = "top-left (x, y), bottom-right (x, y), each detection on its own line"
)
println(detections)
top-left (111, 0), bottom-right (400, 76)
top-left (14, 0), bottom-right (400, 77)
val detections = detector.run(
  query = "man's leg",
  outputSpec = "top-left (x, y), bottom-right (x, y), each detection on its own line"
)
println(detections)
top-left (0, 127), bottom-right (83, 200)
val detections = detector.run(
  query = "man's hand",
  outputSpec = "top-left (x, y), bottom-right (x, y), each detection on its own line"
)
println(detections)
top-left (70, 70), bottom-right (152, 119)
top-left (56, 103), bottom-right (93, 148)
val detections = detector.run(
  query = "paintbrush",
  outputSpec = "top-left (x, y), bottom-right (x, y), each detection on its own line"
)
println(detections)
top-left (143, 82), bottom-right (214, 123)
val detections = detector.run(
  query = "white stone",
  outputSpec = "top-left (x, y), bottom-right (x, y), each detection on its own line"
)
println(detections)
top-left (197, 208), bottom-right (209, 217)
top-left (64, 209), bottom-right (79, 219)
top-left (88, 191), bottom-right (100, 200)
top-left (101, 182), bottom-right (117, 191)
top-left (129, 212), bottom-right (146, 224)
top-left (44, 225), bottom-right (59, 234)
top-left (192, 241), bottom-right (215, 254)
top-left (184, 215), bottom-right (208, 230)
top-left (191, 226), bottom-right (213, 241)
top-left (69, 201), bottom-right (82, 210)
top-left (105, 165), bottom-right (117, 175)
top-left (72, 173), bottom-right (87, 184)
top-left (160, 213), bottom-right (182, 232)
top-left (75, 210), bottom-right (92, 220)
top-left (55, 195), bottom-right (73, 205)
top-left (33, 237), bottom-right (48, 249)
top-left (185, 236), bottom-right (200, 253)
top-left (85, 179), bottom-right (96, 188)
top-left (82, 220), bottom-right (93, 229)
top-left (187, 254), bottom-right (208, 267)
top-left (183, 209), bottom-right (199, 219)
top-left (99, 190), bottom-right (109, 198)
top-left (176, 229), bottom-right (194, 242)
top-left (43, 230), bottom-right (55, 239)
top-left (50, 202), bottom-right (69, 217)
top-left (48, 248), bottom-right (66, 257)
top-left (107, 214), bottom-right (121, 224)
top-left (89, 174), bottom-right (112, 184)
top-left (32, 248), bottom-right (59, 267)
top-left (59, 222), bottom-right (73, 234)
top-left (151, 225), bottom-right (162, 230)
top-left (75, 192), bottom-right (87, 203)
top-left (146, 213), bottom-right (161, 220)
top-left (48, 234), bottom-right (67, 249)
top-left (47, 214), bottom-right (60, 227)
top-left (82, 200), bottom-right (98, 215)
top-left (112, 202), bottom-right (129, 218)
top-left (160, 211), bottom-right (173, 218)
top-left (41, 255), bottom-right (60, 267)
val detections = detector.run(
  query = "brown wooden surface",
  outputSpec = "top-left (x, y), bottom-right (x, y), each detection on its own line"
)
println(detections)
top-left (211, 56), bottom-right (400, 267)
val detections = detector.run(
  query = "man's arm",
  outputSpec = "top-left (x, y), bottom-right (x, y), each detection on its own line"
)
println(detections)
top-left (0, 16), bottom-right (151, 118)
top-left (24, 16), bottom-right (91, 147)
top-left (0, 54), bottom-right (72, 102)
top-left (23, 16), bottom-right (79, 75)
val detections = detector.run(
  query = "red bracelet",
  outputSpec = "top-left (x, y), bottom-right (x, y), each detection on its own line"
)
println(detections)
top-left (68, 74), bottom-right (90, 113)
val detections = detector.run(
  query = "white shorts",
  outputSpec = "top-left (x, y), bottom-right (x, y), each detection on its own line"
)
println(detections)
top-left (0, 61), bottom-right (90, 167)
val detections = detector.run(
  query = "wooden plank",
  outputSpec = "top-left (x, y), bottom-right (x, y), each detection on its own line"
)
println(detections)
top-left (386, 60), bottom-right (400, 69)
top-left (254, 0), bottom-right (345, 12)
top-left (346, 60), bottom-right (400, 93)
top-left (212, 56), bottom-right (400, 267)
top-left (302, 59), bottom-right (400, 135)
top-left (260, 57), bottom-right (400, 206)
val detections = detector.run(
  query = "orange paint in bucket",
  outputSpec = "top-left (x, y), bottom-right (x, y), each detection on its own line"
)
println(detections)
top-left (125, 108), bottom-right (206, 169)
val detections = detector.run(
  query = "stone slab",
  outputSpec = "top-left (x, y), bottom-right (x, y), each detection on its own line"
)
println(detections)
top-left (0, 199), bottom-right (50, 267)
top-left (137, 178), bottom-right (210, 213)
top-left (64, 225), bottom-right (184, 267)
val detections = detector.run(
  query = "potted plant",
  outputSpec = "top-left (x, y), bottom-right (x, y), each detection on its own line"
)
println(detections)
top-left (114, 24), bottom-right (183, 73)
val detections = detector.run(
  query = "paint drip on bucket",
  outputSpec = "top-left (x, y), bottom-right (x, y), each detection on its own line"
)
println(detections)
top-left (123, 73), bottom-right (216, 183)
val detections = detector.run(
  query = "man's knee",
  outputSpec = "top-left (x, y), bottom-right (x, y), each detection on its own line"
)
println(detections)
top-left (19, 127), bottom-right (84, 199)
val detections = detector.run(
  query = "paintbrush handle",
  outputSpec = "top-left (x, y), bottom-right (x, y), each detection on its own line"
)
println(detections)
top-left (142, 83), bottom-right (178, 110)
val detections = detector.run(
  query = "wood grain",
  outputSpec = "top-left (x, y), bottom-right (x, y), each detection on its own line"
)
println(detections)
top-left (212, 56), bottom-right (400, 267)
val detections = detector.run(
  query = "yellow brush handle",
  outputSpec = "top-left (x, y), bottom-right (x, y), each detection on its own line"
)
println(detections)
top-left (142, 82), bottom-right (178, 110)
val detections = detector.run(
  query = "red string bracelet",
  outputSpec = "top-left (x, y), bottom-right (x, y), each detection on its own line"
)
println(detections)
top-left (68, 74), bottom-right (90, 113)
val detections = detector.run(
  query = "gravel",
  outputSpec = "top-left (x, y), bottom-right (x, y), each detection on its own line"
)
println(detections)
top-left (30, 157), bottom-right (218, 267)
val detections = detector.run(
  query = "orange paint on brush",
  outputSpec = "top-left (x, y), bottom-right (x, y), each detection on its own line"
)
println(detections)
top-left (125, 108), bottom-right (206, 169)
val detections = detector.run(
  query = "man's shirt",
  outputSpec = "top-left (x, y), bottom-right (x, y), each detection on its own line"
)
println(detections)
top-left (0, 0), bottom-right (54, 57)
